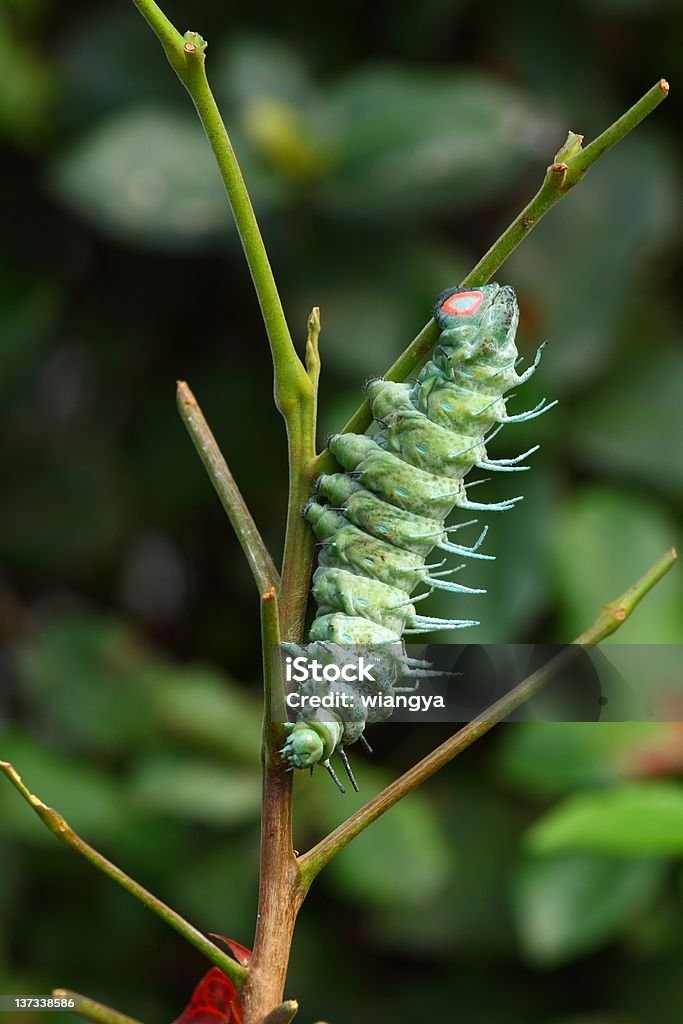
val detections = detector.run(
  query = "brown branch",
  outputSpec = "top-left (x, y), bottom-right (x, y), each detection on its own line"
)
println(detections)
top-left (240, 588), bottom-right (306, 1024)
top-left (177, 381), bottom-right (279, 594)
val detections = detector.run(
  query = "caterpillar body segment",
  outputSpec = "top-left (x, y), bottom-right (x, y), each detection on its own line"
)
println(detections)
top-left (281, 283), bottom-right (551, 788)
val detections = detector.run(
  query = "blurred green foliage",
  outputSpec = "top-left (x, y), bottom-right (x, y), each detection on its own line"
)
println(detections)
top-left (1, 1), bottom-right (682, 1023)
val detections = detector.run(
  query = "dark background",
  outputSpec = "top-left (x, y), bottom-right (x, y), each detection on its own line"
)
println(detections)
top-left (1, 1), bottom-right (682, 1022)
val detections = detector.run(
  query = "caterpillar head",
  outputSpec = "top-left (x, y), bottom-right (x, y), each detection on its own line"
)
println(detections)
top-left (434, 284), bottom-right (518, 348)
top-left (281, 716), bottom-right (343, 769)
top-left (281, 722), bottom-right (326, 768)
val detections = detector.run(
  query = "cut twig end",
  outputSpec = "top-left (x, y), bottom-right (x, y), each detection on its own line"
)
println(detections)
top-left (659, 78), bottom-right (670, 94)
top-left (260, 1000), bottom-right (299, 1024)
top-left (176, 380), bottom-right (197, 408)
top-left (182, 31), bottom-right (208, 54)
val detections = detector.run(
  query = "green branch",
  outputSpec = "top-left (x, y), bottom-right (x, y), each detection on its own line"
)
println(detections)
top-left (52, 990), bottom-right (144, 1024)
top-left (177, 381), bottom-right (279, 595)
top-left (131, 2), bottom-right (320, 642)
top-left (131, 3), bottom-right (302, 393)
top-left (318, 78), bottom-right (670, 453)
top-left (299, 548), bottom-right (678, 882)
top-left (261, 585), bottom-right (287, 734)
top-left (130, 0), bottom-right (186, 73)
top-left (277, 309), bottom-right (321, 641)
top-left (0, 761), bottom-right (247, 990)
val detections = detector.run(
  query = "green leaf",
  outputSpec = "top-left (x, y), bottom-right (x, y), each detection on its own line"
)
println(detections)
top-left (173, 836), bottom-right (259, 930)
top-left (571, 345), bottom-right (683, 498)
top-left (370, 781), bottom-right (519, 955)
top-left (0, 7), bottom-right (54, 144)
top-left (216, 35), bottom-right (317, 110)
top-left (130, 755), bottom-right (261, 826)
top-left (506, 138), bottom-right (679, 390)
top-left (48, 108), bottom-right (279, 249)
top-left (513, 853), bottom-right (665, 965)
top-left (18, 612), bottom-right (158, 755)
top-left (498, 722), bottom-right (675, 797)
top-left (319, 70), bottom-right (552, 216)
top-left (300, 763), bottom-right (452, 908)
top-left (527, 782), bottom-right (683, 856)
top-left (550, 486), bottom-right (683, 642)
top-left (152, 668), bottom-right (262, 765)
top-left (0, 733), bottom-right (134, 845)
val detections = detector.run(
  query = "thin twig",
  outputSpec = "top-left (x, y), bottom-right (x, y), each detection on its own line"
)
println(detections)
top-left (316, 79), bottom-right (670, 455)
top-left (0, 762), bottom-right (247, 989)
top-left (177, 381), bottom-right (279, 594)
top-left (298, 548), bottom-right (677, 882)
top-left (52, 991), bottom-right (144, 1024)
top-left (305, 307), bottom-right (321, 400)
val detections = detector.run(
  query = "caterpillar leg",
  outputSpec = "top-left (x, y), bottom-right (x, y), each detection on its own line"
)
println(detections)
top-left (477, 444), bottom-right (540, 472)
top-left (499, 398), bottom-right (558, 423)
top-left (458, 495), bottom-right (523, 511)
top-left (515, 342), bottom-right (547, 384)
top-left (338, 747), bottom-right (359, 792)
top-left (439, 525), bottom-right (495, 560)
top-left (324, 760), bottom-right (346, 793)
top-left (358, 734), bottom-right (373, 754)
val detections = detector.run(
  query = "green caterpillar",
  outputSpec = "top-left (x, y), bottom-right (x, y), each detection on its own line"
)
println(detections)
top-left (281, 284), bottom-right (554, 790)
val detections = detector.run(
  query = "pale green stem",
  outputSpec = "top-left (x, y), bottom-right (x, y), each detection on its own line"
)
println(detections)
top-left (0, 761), bottom-right (246, 989)
top-left (52, 991), bottom-right (143, 1024)
top-left (319, 78), bottom-right (670, 453)
top-left (299, 548), bottom-right (677, 882)
top-left (131, 0), bottom-right (318, 643)
top-left (177, 381), bottom-right (279, 594)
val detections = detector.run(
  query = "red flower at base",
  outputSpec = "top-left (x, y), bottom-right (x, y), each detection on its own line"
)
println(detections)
top-left (173, 968), bottom-right (242, 1024)
top-left (173, 941), bottom-right (252, 1024)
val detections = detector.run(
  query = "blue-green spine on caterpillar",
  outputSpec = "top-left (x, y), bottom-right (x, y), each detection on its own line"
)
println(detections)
top-left (281, 284), bottom-right (555, 791)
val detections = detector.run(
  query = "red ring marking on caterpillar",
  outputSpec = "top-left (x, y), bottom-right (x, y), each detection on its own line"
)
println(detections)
top-left (440, 290), bottom-right (484, 316)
